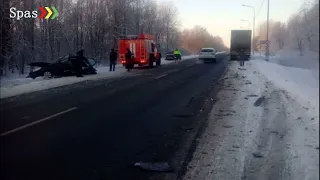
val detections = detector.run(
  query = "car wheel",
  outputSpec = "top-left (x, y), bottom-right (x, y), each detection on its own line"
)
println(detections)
top-left (43, 71), bottom-right (53, 79)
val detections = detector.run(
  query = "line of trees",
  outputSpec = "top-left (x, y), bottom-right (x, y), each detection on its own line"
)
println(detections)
top-left (0, 0), bottom-right (227, 76)
top-left (1, 0), bottom-right (181, 75)
top-left (181, 26), bottom-right (228, 54)
top-left (254, 0), bottom-right (319, 55)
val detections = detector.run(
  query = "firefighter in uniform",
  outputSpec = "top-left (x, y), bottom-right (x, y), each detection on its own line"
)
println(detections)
top-left (125, 48), bottom-right (133, 71)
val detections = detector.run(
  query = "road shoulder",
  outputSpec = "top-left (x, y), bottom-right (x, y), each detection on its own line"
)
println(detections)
top-left (149, 57), bottom-right (229, 180)
top-left (181, 61), bottom-right (319, 180)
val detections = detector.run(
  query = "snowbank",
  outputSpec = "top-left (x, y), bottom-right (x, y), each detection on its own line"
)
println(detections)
top-left (161, 55), bottom-right (198, 64)
top-left (267, 49), bottom-right (319, 71)
top-left (0, 55), bottom-right (198, 99)
top-left (0, 66), bottom-right (129, 99)
top-left (183, 61), bottom-right (319, 180)
top-left (251, 52), bottom-right (319, 116)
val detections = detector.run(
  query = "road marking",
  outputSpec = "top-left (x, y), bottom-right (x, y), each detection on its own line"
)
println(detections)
top-left (0, 107), bottom-right (78, 137)
top-left (154, 74), bottom-right (168, 79)
top-left (153, 63), bottom-right (196, 80)
top-left (167, 69), bottom-right (179, 74)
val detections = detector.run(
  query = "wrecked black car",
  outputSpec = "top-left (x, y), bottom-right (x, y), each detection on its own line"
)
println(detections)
top-left (27, 54), bottom-right (97, 79)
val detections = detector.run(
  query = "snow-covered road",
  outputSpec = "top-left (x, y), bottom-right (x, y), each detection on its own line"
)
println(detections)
top-left (183, 59), bottom-right (319, 180)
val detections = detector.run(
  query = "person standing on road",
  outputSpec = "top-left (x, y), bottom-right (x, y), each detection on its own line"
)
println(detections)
top-left (173, 48), bottom-right (181, 64)
top-left (239, 49), bottom-right (245, 66)
top-left (157, 52), bottom-right (162, 67)
top-left (125, 48), bottom-right (133, 72)
top-left (74, 49), bottom-right (87, 77)
top-left (109, 48), bottom-right (117, 71)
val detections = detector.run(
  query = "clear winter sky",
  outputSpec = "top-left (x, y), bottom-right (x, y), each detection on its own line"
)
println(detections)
top-left (158, 0), bottom-right (305, 47)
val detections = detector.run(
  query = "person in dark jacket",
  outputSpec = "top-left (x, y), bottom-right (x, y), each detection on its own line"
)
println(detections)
top-left (125, 48), bottom-right (133, 71)
top-left (239, 49), bottom-right (245, 66)
top-left (109, 48), bottom-right (117, 71)
top-left (72, 49), bottom-right (87, 77)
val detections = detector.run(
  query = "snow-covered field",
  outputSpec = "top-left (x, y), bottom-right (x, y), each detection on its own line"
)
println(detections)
top-left (268, 50), bottom-right (319, 71)
top-left (183, 54), bottom-right (319, 180)
top-left (0, 55), bottom-right (198, 99)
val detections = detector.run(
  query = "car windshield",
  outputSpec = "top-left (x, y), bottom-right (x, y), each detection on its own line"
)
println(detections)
top-left (87, 59), bottom-right (96, 66)
top-left (57, 55), bottom-right (70, 63)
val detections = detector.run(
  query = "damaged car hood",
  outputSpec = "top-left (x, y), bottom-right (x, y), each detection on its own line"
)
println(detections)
top-left (29, 62), bottom-right (51, 67)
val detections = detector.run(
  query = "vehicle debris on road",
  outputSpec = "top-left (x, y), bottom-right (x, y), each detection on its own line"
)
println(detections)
top-left (133, 162), bottom-right (173, 172)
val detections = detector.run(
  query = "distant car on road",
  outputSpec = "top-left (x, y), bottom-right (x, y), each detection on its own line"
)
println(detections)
top-left (199, 48), bottom-right (217, 63)
top-left (27, 54), bottom-right (97, 79)
top-left (165, 51), bottom-right (175, 60)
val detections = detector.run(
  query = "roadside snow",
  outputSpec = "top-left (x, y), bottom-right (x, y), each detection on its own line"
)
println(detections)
top-left (161, 55), bottom-right (198, 64)
top-left (267, 50), bottom-right (319, 71)
top-left (0, 66), bottom-right (129, 99)
top-left (251, 51), bottom-right (319, 117)
top-left (0, 55), bottom-right (198, 99)
top-left (183, 60), bottom-right (319, 180)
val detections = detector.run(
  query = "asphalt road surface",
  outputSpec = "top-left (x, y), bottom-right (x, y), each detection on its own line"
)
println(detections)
top-left (0, 55), bottom-right (228, 180)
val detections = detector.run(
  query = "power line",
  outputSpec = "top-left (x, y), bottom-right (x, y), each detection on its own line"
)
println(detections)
top-left (256, 0), bottom-right (265, 18)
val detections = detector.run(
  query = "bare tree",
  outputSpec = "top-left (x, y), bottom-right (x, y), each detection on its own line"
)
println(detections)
top-left (181, 26), bottom-right (227, 53)
top-left (0, 0), bottom-right (223, 76)
top-left (256, 0), bottom-right (319, 55)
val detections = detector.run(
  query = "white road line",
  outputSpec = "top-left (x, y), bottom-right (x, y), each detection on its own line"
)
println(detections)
top-left (154, 74), bottom-right (168, 80)
top-left (0, 107), bottom-right (78, 137)
top-left (167, 69), bottom-right (179, 73)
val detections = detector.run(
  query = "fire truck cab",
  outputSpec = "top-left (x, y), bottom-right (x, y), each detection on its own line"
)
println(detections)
top-left (118, 34), bottom-right (161, 67)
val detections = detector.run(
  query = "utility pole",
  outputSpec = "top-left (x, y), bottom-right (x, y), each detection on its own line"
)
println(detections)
top-left (266, 0), bottom-right (270, 61)
top-left (242, 4), bottom-right (255, 55)
top-left (253, 11), bottom-right (255, 55)
top-left (166, 21), bottom-right (169, 53)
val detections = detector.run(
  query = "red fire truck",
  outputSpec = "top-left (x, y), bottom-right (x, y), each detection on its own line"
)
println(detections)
top-left (118, 34), bottom-right (161, 67)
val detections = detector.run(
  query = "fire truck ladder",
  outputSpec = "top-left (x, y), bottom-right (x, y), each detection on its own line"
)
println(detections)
top-left (140, 40), bottom-right (145, 61)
